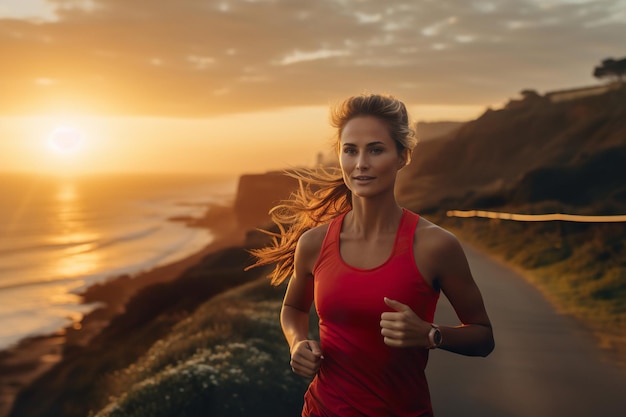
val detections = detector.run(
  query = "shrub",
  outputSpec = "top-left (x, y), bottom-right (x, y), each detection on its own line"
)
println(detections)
top-left (91, 279), bottom-right (311, 417)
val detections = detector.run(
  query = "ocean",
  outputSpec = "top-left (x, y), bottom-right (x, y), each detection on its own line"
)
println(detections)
top-left (0, 172), bottom-right (237, 350)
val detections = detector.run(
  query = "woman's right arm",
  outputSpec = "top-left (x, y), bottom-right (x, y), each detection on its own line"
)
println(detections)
top-left (281, 227), bottom-right (325, 378)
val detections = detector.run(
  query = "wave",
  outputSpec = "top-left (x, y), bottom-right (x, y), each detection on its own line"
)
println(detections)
top-left (0, 226), bottom-right (161, 257)
top-left (0, 227), bottom-right (212, 293)
top-left (0, 302), bottom-right (99, 351)
top-left (0, 173), bottom-right (233, 350)
top-left (0, 275), bottom-right (89, 292)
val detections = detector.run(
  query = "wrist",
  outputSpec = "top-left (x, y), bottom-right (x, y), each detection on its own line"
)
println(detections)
top-left (427, 323), bottom-right (442, 349)
top-left (288, 335), bottom-right (306, 352)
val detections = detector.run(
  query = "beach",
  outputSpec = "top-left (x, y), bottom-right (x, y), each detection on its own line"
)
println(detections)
top-left (0, 202), bottom-right (248, 417)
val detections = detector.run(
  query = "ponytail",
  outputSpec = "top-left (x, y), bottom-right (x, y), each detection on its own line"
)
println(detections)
top-left (246, 167), bottom-right (351, 286)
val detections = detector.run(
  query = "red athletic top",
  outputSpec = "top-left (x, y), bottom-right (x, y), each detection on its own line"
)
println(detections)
top-left (304, 208), bottom-right (440, 417)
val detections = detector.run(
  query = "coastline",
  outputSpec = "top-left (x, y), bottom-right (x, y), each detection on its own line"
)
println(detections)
top-left (0, 203), bottom-right (247, 417)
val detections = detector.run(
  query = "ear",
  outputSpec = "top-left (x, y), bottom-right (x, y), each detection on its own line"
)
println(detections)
top-left (398, 148), bottom-right (411, 169)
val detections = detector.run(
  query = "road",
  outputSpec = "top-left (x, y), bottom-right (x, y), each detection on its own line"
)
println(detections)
top-left (427, 243), bottom-right (626, 417)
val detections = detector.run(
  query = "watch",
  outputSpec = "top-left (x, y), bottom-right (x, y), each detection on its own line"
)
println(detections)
top-left (428, 323), bottom-right (442, 349)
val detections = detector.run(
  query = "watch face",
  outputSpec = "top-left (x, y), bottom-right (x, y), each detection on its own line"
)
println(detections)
top-left (428, 325), bottom-right (442, 348)
top-left (434, 329), bottom-right (442, 345)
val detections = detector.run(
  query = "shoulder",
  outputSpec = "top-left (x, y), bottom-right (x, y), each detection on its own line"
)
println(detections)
top-left (413, 216), bottom-right (466, 281)
top-left (297, 223), bottom-right (329, 253)
top-left (295, 223), bottom-right (330, 272)
top-left (415, 216), bottom-right (461, 255)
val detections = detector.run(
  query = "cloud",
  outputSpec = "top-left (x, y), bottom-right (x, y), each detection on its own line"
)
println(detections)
top-left (0, 0), bottom-right (624, 117)
top-left (277, 48), bottom-right (351, 65)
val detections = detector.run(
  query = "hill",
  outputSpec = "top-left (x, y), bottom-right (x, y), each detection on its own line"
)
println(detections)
top-left (416, 120), bottom-right (464, 141)
top-left (397, 85), bottom-right (626, 214)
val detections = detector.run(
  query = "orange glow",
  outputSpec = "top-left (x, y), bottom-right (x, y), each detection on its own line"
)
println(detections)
top-left (0, 104), bottom-right (481, 176)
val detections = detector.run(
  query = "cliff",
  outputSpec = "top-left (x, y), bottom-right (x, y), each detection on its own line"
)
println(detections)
top-left (233, 171), bottom-right (299, 228)
top-left (416, 120), bottom-right (464, 141)
top-left (397, 86), bottom-right (626, 213)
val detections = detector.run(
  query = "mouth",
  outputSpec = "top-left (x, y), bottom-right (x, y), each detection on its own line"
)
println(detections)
top-left (353, 176), bottom-right (375, 181)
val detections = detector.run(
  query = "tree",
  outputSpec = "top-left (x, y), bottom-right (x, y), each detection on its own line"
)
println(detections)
top-left (520, 89), bottom-right (539, 99)
top-left (593, 57), bottom-right (626, 84)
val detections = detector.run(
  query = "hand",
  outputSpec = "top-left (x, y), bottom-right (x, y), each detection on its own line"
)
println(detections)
top-left (290, 340), bottom-right (323, 378)
top-left (380, 297), bottom-right (431, 348)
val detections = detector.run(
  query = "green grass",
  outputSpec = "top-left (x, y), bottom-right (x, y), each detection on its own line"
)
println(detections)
top-left (436, 213), bottom-right (626, 365)
top-left (90, 278), bottom-right (315, 417)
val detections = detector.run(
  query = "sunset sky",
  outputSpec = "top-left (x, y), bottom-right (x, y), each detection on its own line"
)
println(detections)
top-left (1, 0), bottom-right (624, 175)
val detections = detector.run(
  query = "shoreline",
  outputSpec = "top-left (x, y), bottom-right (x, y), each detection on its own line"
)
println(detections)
top-left (0, 203), bottom-right (246, 417)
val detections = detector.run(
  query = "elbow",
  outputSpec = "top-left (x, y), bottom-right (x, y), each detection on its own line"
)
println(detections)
top-left (465, 341), bottom-right (494, 357)
top-left (468, 325), bottom-right (495, 357)
top-left (478, 331), bottom-right (495, 357)
top-left (479, 338), bottom-right (495, 357)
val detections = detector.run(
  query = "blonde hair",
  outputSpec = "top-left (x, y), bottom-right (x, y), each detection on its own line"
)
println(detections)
top-left (248, 93), bottom-right (417, 285)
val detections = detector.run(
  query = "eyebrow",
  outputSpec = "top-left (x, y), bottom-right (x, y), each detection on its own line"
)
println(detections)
top-left (342, 141), bottom-right (386, 147)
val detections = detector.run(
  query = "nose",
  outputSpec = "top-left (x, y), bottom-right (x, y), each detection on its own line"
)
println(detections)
top-left (356, 152), bottom-right (369, 170)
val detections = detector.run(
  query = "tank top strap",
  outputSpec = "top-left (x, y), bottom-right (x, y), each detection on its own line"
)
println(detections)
top-left (328, 211), bottom-right (348, 241)
top-left (394, 208), bottom-right (419, 256)
top-left (315, 211), bottom-right (348, 269)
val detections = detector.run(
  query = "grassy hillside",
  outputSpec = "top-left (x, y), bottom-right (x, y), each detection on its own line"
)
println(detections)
top-left (90, 277), bottom-right (313, 417)
top-left (9, 243), bottom-right (282, 417)
top-left (433, 213), bottom-right (626, 365)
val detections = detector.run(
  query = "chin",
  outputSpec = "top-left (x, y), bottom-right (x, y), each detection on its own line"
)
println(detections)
top-left (351, 188), bottom-right (386, 199)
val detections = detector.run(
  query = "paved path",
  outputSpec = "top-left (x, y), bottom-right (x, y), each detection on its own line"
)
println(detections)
top-left (426, 243), bottom-right (626, 417)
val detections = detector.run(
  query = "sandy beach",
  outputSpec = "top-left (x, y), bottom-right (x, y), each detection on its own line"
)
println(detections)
top-left (0, 203), bottom-right (247, 417)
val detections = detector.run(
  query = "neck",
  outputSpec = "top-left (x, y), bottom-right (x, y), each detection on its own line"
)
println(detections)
top-left (346, 196), bottom-right (404, 238)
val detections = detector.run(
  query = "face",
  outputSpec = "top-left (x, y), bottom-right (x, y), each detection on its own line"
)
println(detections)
top-left (339, 116), bottom-right (407, 199)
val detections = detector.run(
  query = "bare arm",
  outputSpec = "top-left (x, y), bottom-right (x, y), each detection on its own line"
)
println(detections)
top-left (280, 227), bottom-right (326, 378)
top-left (430, 229), bottom-right (494, 356)
top-left (380, 221), bottom-right (494, 357)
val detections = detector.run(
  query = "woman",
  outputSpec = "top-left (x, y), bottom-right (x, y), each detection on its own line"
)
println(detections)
top-left (249, 93), bottom-right (494, 416)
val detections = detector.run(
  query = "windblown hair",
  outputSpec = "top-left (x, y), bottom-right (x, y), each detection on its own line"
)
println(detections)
top-left (247, 93), bottom-right (417, 286)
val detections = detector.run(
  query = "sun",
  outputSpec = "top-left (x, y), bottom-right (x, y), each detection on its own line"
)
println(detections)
top-left (48, 126), bottom-right (84, 155)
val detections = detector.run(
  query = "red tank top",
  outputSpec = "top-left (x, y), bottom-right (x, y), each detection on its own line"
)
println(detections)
top-left (304, 208), bottom-right (440, 417)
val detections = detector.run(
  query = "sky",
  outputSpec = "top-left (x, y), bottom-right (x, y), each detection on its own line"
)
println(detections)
top-left (1, 0), bottom-right (624, 175)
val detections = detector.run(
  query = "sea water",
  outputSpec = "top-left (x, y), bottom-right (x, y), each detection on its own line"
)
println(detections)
top-left (0, 173), bottom-right (237, 350)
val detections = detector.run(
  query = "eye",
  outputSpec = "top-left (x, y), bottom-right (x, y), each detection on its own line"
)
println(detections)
top-left (343, 147), bottom-right (357, 155)
top-left (369, 147), bottom-right (383, 154)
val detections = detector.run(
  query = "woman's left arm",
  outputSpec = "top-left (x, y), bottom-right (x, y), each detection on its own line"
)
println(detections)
top-left (433, 231), bottom-right (495, 357)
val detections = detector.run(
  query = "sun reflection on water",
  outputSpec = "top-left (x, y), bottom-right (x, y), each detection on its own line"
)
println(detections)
top-left (50, 181), bottom-right (103, 279)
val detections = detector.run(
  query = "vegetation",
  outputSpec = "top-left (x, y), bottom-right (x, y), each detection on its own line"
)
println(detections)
top-left (435, 211), bottom-right (626, 366)
top-left (9, 245), bottom-right (287, 417)
top-left (593, 57), bottom-right (626, 84)
top-left (90, 278), bottom-right (314, 417)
